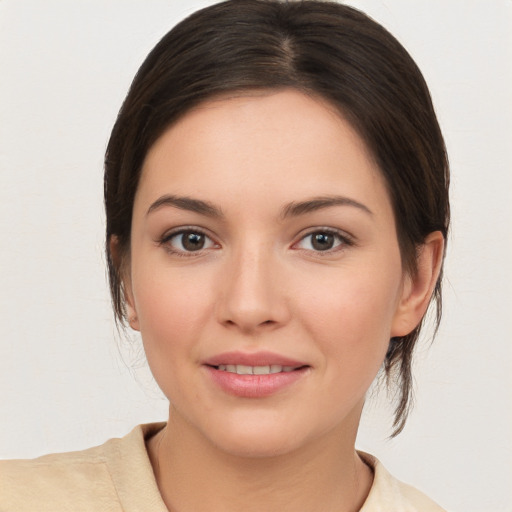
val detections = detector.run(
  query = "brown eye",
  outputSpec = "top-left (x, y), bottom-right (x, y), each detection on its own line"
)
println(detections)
top-left (311, 232), bottom-right (335, 251)
top-left (295, 230), bottom-right (348, 252)
top-left (181, 232), bottom-right (205, 251)
top-left (164, 229), bottom-right (216, 253)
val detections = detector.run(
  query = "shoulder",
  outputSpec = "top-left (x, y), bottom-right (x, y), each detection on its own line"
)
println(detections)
top-left (359, 452), bottom-right (447, 512)
top-left (0, 441), bottom-right (119, 512)
top-left (0, 423), bottom-right (167, 512)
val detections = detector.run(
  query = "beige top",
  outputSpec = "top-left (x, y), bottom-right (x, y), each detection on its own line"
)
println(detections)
top-left (0, 423), bottom-right (446, 512)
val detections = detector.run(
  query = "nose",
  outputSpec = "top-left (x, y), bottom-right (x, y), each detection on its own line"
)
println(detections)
top-left (216, 242), bottom-right (291, 333)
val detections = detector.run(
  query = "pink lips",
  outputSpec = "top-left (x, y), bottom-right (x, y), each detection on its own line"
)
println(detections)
top-left (204, 351), bottom-right (306, 368)
top-left (203, 351), bottom-right (310, 398)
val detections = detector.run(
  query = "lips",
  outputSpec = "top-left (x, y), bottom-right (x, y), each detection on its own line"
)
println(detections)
top-left (216, 364), bottom-right (297, 375)
top-left (203, 351), bottom-right (307, 368)
top-left (203, 351), bottom-right (310, 398)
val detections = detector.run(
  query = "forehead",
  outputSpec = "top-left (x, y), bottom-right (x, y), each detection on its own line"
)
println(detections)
top-left (137, 89), bottom-right (389, 216)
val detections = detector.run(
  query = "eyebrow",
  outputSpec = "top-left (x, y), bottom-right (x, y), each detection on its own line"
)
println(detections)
top-left (146, 195), bottom-right (223, 218)
top-left (146, 194), bottom-right (372, 219)
top-left (281, 195), bottom-right (373, 218)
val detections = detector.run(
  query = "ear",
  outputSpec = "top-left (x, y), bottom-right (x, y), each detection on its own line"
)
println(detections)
top-left (391, 231), bottom-right (445, 337)
top-left (109, 236), bottom-right (140, 331)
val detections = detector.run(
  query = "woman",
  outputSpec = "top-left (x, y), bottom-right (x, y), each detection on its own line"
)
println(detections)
top-left (1, 1), bottom-right (449, 510)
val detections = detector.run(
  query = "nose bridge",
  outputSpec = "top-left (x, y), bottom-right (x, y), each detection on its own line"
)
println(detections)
top-left (217, 236), bottom-right (288, 331)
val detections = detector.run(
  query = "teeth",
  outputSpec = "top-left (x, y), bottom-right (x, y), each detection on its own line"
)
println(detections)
top-left (237, 365), bottom-right (253, 375)
top-left (253, 365), bottom-right (270, 375)
top-left (216, 364), bottom-right (297, 375)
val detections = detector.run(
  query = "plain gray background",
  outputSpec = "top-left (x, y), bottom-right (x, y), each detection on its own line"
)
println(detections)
top-left (1, 1), bottom-right (511, 511)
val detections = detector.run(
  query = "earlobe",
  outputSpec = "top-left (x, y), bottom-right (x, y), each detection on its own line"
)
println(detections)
top-left (109, 236), bottom-right (140, 331)
top-left (123, 278), bottom-right (140, 331)
top-left (128, 313), bottom-right (139, 331)
top-left (391, 231), bottom-right (445, 337)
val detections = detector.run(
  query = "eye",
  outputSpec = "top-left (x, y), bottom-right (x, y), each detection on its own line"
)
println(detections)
top-left (161, 229), bottom-right (217, 253)
top-left (294, 229), bottom-right (350, 252)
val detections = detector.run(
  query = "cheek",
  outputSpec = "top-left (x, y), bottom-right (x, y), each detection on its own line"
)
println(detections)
top-left (131, 266), bottom-right (216, 386)
top-left (296, 262), bottom-right (402, 368)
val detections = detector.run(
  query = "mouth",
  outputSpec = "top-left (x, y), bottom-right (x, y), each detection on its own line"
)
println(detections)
top-left (203, 350), bottom-right (309, 369)
top-left (203, 352), bottom-right (310, 398)
top-left (208, 364), bottom-right (307, 375)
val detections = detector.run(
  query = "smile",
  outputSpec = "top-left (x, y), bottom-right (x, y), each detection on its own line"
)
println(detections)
top-left (203, 352), bottom-right (310, 398)
top-left (215, 364), bottom-right (298, 375)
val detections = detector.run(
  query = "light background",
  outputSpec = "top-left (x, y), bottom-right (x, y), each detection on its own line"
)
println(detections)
top-left (0, 1), bottom-right (511, 511)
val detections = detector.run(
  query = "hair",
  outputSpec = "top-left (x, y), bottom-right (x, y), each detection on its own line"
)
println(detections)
top-left (104, 0), bottom-right (450, 436)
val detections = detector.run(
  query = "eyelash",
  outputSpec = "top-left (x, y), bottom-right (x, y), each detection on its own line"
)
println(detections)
top-left (292, 228), bottom-right (355, 255)
top-left (158, 227), bottom-right (354, 257)
top-left (158, 227), bottom-right (218, 257)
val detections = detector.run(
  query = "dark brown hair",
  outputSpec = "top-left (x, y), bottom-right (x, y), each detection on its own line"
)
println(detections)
top-left (104, 0), bottom-right (450, 435)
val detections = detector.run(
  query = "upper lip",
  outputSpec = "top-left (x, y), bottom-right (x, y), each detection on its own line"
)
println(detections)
top-left (203, 351), bottom-right (308, 368)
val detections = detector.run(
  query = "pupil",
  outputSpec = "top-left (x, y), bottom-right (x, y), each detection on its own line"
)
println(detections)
top-left (312, 232), bottom-right (334, 251)
top-left (183, 232), bottom-right (204, 251)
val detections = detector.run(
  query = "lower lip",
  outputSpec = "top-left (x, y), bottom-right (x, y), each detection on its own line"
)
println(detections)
top-left (204, 366), bottom-right (309, 398)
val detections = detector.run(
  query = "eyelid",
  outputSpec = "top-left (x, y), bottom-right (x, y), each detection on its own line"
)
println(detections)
top-left (159, 225), bottom-right (209, 242)
top-left (158, 226), bottom-right (220, 255)
top-left (291, 227), bottom-right (355, 252)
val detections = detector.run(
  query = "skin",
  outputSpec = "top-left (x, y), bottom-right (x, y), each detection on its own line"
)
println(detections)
top-left (119, 89), bottom-right (444, 512)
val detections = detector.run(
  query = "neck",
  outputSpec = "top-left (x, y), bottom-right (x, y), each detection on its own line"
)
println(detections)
top-left (147, 407), bottom-right (373, 512)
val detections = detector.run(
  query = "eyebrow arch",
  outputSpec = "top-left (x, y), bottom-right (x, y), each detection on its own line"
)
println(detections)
top-left (146, 194), bottom-right (224, 218)
top-left (281, 195), bottom-right (373, 218)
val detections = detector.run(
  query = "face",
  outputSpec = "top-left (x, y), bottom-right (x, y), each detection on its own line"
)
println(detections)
top-left (125, 90), bottom-right (416, 457)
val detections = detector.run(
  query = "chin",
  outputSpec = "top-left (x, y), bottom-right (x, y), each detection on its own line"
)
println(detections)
top-left (212, 428), bottom-right (302, 459)
top-left (198, 410), bottom-right (322, 459)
